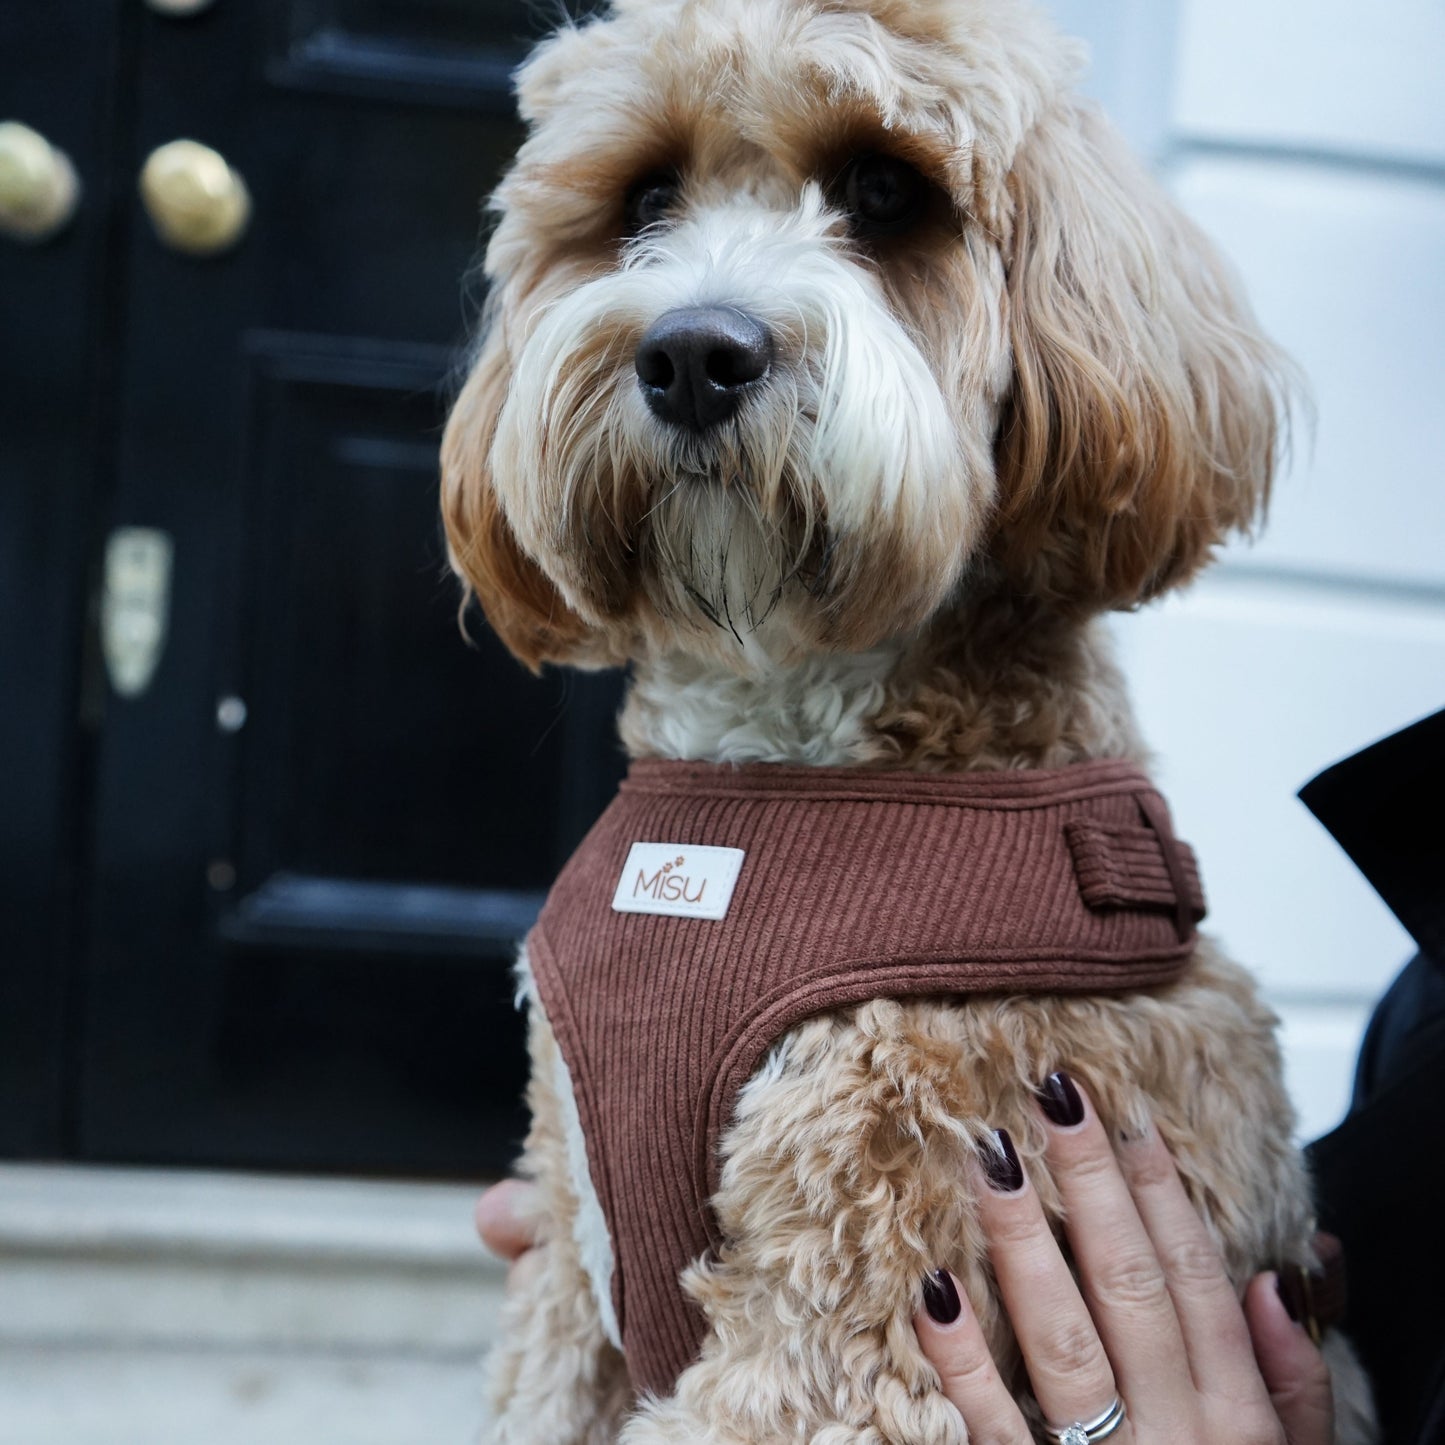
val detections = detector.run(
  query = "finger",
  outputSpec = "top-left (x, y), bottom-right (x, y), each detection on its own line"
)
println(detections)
top-left (1245, 1274), bottom-right (1333, 1445)
top-left (914, 1268), bottom-right (1033, 1445)
top-left (974, 1129), bottom-right (1120, 1431)
top-left (1113, 1119), bottom-right (1269, 1406)
top-left (1036, 1076), bottom-right (1191, 1423)
top-left (474, 1178), bottom-right (542, 1261)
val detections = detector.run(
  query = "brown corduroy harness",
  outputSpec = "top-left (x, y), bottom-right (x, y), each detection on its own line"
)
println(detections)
top-left (527, 758), bottom-right (1207, 1396)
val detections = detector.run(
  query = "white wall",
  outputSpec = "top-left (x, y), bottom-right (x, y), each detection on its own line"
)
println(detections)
top-left (1045, 0), bottom-right (1445, 1141)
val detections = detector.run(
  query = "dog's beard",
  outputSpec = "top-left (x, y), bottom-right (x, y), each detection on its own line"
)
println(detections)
top-left (640, 459), bottom-right (825, 647)
top-left (491, 192), bottom-right (982, 662)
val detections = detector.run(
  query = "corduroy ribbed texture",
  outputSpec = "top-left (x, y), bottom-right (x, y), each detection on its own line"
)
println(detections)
top-left (527, 758), bottom-right (1205, 1397)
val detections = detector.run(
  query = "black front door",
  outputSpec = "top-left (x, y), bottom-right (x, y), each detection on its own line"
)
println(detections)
top-left (1, 0), bottom-right (622, 1175)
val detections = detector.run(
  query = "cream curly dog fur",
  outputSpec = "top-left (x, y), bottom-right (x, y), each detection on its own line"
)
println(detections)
top-left (441, 0), bottom-right (1377, 1440)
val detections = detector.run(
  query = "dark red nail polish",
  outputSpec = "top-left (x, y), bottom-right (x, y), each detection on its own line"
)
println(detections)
top-left (922, 1268), bottom-right (962, 1324)
top-left (1038, 1070), bottom-right (1084, 1128)
top-left (981, 1128), bottom-right (1024, 1192)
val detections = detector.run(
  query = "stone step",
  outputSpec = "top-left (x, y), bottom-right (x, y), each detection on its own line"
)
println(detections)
top-left (0, 1164), bottom-right (507, 1355)
top-left (0, 1342), bottom-right (485, 1445)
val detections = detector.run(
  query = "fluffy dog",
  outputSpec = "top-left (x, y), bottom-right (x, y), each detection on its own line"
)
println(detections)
top-left (441, 0), bottom-right (1377, 1440)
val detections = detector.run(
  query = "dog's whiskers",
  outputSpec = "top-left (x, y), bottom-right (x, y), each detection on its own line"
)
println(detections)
top-left (639, 477), bottom-right (687, 526)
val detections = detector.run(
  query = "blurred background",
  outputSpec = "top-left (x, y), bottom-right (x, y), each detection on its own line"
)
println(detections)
top-left (0, 0), bottom-right (1441, 1440)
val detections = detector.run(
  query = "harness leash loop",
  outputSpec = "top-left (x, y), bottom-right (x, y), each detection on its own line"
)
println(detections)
top-left (1136, 790), bottom-right (1200, 943)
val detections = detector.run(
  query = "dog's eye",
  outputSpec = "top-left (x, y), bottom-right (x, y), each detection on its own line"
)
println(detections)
top-left (623, 171), bottom-right (681, 235)
top-left (838, 153), bottom-right (926, 234)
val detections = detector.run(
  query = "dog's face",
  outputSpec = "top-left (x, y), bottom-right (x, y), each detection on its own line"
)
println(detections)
top-left (443, 0), bottom-right (1286, 673)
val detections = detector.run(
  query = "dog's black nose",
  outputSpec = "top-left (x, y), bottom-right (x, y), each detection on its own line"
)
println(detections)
top-left (635, 306), bottom-right (772, 432)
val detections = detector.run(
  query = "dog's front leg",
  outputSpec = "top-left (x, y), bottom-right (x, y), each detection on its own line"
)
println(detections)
top-left (483, 958), bottom-right (633, 1445)
top-left (609, 1007), bottom-right (974, 1445)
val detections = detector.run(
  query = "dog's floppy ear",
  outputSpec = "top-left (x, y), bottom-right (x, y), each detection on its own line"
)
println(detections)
top-left (441, 324), bottom-right (594, 673)
top-left (992, 104), bottom-right (1289, 609)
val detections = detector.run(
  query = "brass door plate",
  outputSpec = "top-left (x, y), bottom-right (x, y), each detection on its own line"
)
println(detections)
top-left (101, 527), bottom-right (174, 698)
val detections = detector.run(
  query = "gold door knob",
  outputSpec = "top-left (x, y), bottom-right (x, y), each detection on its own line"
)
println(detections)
top-left (139, 139), bottom-right (250, 256)
top-left (0, 120), bottom-right (81, 243)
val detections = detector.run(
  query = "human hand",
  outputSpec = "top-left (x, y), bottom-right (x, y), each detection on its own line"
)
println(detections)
top-left (913, 1072), bottom-right (1333, 1445)
top-left (475, 1176), bottom-right (545, 1289)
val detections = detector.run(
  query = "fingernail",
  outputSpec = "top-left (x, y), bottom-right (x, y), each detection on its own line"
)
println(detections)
top-left (1276, 1268), bottom-right (1304, 1325)
top-left (1038, 1070), bottom-right (1084, 1128)
top-left (922, 1268), bottom-right (962, 1324)
top-left (980, 1128), bottom-right (1024, 1193)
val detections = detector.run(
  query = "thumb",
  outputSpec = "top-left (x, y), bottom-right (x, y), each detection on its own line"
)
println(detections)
top-left (475, 1177), bottom-right (543, 1262)
top-left (1244, 1272), bottom-right (1334, 1445)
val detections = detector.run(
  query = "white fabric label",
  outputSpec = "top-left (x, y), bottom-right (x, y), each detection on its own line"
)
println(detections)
top-left (610, 842), bottom-right (746, 920)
